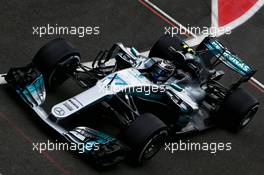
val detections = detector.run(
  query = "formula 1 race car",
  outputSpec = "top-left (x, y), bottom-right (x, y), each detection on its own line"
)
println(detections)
top-left (4, 35), bottom-right (259, 167)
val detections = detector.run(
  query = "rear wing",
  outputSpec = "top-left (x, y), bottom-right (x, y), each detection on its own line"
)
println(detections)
top-left (198, 37), bottom-right (255, 77)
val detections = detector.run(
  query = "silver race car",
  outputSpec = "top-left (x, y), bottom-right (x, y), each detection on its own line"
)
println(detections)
top-left (4, 35), bottom-right (259, 167)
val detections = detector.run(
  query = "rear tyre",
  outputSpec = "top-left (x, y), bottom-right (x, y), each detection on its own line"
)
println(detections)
top-left (32, 38), bottom-right (80, 89)
top-left (122, 113), bottom-right (168, 165)
top-left (149, 35), bottom-right (183, 60)
top-left (216, 88), bottom-right (259, 131)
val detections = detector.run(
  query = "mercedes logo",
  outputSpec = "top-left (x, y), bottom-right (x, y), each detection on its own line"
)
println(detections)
top-left (54, 107), bottom-right (65, 116)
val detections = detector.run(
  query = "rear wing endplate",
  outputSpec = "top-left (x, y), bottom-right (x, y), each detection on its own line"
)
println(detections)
top-left (200, 37), bottom-right (255, 77)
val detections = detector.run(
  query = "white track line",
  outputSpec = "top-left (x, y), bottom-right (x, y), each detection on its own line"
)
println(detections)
top-left (187, 0), bottom-right (264, 42)
top-left (142, 0), bottom-right (264, 93)
top-left (250, 77), bottom-right (264, 91)
top-left (1, 1), bottom-right (264, 93)
top-left (211, 0), bottom-right (219, 28)
top-left (251, 77), bottom-right (264, 89)
top-left (142, 0), bottom-right (197, 38)
top-left (217, 0), bottom-right (264, 36)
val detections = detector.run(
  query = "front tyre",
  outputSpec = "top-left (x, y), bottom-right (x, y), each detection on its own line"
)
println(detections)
top-left (32, 38), bottom-right (80, 89)
top-left (216, 88), bottom-right (259, 131)
top-left (122, 113), bottom-right (168, 164)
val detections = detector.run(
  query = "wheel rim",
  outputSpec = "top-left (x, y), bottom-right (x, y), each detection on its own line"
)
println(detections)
top-left (240, 105), bottom-right (259, 128)
top-left (143, 141), bottom-right (160, 160)
top-left (139, 130), bottom-right (167, 162)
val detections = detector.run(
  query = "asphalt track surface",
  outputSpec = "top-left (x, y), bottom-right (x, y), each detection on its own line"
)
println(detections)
top-left (0, 0), bottom-right (264, 175)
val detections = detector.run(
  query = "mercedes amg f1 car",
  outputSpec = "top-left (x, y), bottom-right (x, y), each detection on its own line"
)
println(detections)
top-left (4, 35), bottom-right (259, 167)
